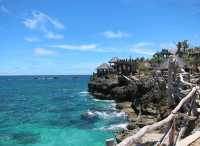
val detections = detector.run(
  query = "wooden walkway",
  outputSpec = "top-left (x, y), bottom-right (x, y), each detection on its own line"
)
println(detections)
top-left (190, 138), bottom-right (200, 146)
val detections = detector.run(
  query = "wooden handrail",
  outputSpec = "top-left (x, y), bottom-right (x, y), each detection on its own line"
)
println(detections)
top-left (106, 56), bottom-right (200, 146)
top-left (116, 86), bottom-right (198, 146)
top-left (179, 74), bottom-right (195, 87)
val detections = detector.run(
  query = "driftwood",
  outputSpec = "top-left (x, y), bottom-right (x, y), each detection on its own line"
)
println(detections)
top-left (179, 74), bottom-right (195, 87)
top-left (116, 87), bottom-right (198, 146)
top-left (158, 128), bottom-right (171, 145)
top-left (175, 114), bottom-right (197, 144)
top-left (176, 113), bottom-right (197, 121)
top-left (176, 127), bottom-right (186, 143)
top-left (121, 75), bottom-right (132, 82)
top-left (168, 119), bottom-right (176, 145)
top-left (160, 122), bottom-right (175, 146)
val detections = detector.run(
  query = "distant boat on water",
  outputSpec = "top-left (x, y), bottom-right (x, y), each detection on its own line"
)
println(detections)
top-left (33, 76), bottom-right (59, 80)
top-left (53, 76), bottom-right (59, 79)
top-left (72, 76), bottom-right (80, 79)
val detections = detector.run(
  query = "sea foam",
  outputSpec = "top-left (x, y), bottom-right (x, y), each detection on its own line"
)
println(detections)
top-left (98, 123), bottom-right (128, 131)
top-left (79, 91), bottom-right (89, 94)
top-left (86, 110), bottom-right (127, 119)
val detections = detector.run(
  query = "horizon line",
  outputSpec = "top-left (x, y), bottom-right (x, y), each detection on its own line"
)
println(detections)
top-left (0, 74), bottom-right (92, 76)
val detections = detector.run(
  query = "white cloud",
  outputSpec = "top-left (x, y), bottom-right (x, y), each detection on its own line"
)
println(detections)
top-left (101, 30), bottom-right (131, 38)
top-left (54, 44), bottom-right (96, 50)
top-left (159, 42), bottom-right (175, 49)
top-left (45, 32), bottom-right (64, 40)
top-left (159, 42), bottom-right (176, 53)
top-left (132, 42), bottom-right (154, 47)
top-left (52, 44), bottom-right (110, 52)
top-left (23, 11), bottom-right (64, 40)
top-left (129, 42), bottom-right (177, 55)
top-left (23, 11), bottom-right (64, 29)
top-left (129, 42), bottom-right (156, 55)
top-left (35, 48), bottom-right (56, 56)
top-left (25, 37), bottom-right (39, 42)
top-left (0, 5), bottom-right (9, 13)
top-left (130, 48), bottom-right (156, 55)
top-left (23, 18), bottom-right (37, 29)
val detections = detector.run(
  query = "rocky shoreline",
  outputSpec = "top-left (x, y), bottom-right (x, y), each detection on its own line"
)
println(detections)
top-left (88, 74), bottom-right (170, 142)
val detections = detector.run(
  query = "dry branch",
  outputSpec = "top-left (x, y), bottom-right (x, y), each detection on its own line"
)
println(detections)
top-left (179, 74), bottom-right (195, 87)
top-left (176, 127), bottom-right (186, 143)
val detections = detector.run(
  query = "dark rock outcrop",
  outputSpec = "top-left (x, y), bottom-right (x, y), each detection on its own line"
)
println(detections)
top-left (88, 74), bottom-right (169, 121)
top-left (88, 77), bottom-right (119, 100)
top-left (110, 83), bottom-right (137, 102)
top-left (80, 112), bottom-right (99, 123)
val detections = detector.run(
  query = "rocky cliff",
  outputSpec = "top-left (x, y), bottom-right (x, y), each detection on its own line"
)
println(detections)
top-left (88, 75), bottom-right (169, 117)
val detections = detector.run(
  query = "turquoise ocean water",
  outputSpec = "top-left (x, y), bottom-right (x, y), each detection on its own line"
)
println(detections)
top-left (0, 75), bottom-right (127, 146)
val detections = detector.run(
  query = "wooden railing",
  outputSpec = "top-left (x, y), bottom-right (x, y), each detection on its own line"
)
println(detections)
top-left (106, 55), bottom-right (200, 146)
top-left (106, 80), bottom-right (200, 146)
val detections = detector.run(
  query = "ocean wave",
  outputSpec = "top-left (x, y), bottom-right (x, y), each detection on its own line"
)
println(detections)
top-left (79, 91), bottom-right (91, 97)
top-left (92, 98), bottom-right (115, 103)
top-left (98, 123), bottom-right (128, 131)
top-left (110, 102), bottom-right (116, 108)
top-left (79, 91), bottom-right (89, 94)
top-left (86, 110), bottom-right (127, 119)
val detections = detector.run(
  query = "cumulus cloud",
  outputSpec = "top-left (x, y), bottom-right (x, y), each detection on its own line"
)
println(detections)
top-left (35, 48), bottom-right (56, 56)
top-left (23, 11), bottom-right (64, 40)
top-left (25, 37), bottom-right (39, 42)
top-left (101, 30), bottom-right (131, 38)
top-left (23, 11), bottom-right (64, 29)
top-left (129, 42), bottom-right (156, 55)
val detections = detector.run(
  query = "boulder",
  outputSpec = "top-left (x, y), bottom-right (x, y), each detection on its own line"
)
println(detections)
top-left (80, 112), bottom-right (99, 123)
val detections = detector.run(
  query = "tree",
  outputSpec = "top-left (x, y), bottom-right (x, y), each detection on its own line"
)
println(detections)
top-left (182, 40), bottom-right (189, 52)
top-left (176, 41), bottom-right (182, 55)
top-left (138, 62), bottom-right (149, 76)
top-left (151, 55), bottom-right (163, 64)
top-left (140, 57), bottom-right (145, 62)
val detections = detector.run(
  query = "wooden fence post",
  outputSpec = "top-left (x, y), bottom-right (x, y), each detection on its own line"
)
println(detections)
top-left (106, 138), bottom-right (115, 146)
top-left (168, 56), bottom-right (176, 107)
top-left (169, 118), bottom-right (176, 146)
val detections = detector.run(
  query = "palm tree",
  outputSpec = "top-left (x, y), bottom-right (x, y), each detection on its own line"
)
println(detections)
top-left (182, 40), bottom-right (189, 52)
top-left (176, 41), bottom-right (182, 56)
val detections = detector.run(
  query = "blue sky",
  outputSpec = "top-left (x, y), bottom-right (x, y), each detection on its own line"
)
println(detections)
top-left (1, 0), bottom-right (200, 75)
